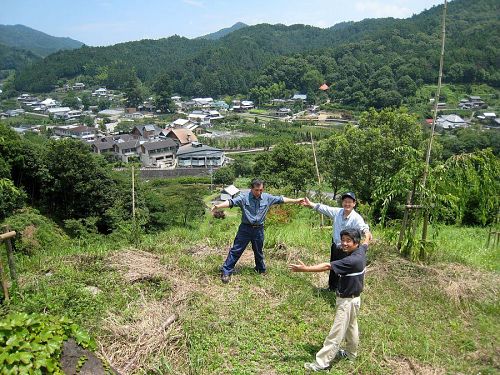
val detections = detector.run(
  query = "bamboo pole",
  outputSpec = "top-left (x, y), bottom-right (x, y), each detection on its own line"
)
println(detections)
top-left (132, 165), bottom-right (136, 220)
top-left (2, 226), bottom-right (17, 284)
top-left (420, 0), bottom-right (447, 242)
top-left (0, 257), bottom-right (9, 302)
top-left (310, 132), bottom-right (324, 227)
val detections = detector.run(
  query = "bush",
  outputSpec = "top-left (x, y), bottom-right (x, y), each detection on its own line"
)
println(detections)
top-left (0, 178), bottom-right (26, 220)
top-left (0, 312), bottom-right (95, 373)
top-left (1, 207), bottom-right (69, 254)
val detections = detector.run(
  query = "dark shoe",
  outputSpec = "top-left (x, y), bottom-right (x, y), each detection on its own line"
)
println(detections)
top-left (335, 349), bottom-right (354, 361)
top-left (221, 274), bottom-right (231, 284)
top-left (254, 268), bottom-right (267, 275)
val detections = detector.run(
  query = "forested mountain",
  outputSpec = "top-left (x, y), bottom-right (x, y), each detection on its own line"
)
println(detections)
top-left (0, 24), bottom-right (84, 57)
top-left (12, 0), bottom-right (499, 107)
top-left (0, 43), bottom-right (40, 72)
top-left (198, 22), bottom-right (248, 40)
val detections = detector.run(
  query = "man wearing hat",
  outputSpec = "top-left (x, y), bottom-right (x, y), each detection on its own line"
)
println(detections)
top-left (301, 192), bottom-right (372, 291)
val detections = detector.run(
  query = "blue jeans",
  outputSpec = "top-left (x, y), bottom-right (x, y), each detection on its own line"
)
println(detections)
top-left (222, 224), bottom-right (265, 275)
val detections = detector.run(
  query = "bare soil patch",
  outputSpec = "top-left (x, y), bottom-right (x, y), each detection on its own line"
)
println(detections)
top-left (383, 356), bottom-right (447, 375)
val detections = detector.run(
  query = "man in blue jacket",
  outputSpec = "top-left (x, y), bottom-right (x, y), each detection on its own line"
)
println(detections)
top-left (212, 178), bottom-right (303, 283)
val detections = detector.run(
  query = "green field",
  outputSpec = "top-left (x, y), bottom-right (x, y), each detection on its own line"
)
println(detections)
top-left (2, 200), bottom-right (498, 374)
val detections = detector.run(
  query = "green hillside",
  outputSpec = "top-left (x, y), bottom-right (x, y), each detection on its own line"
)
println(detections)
top-left (0, 43), bottom-right (41, 71)
top-left (0, 24), bottom-right (84, 57)
top-left (12, 0), bottom-right (500, 102)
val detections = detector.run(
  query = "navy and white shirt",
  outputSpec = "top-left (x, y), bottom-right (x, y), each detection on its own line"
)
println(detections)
top-left (229, 192), bottom-right (284, 225)
top-left (330, 244), bottom-right (367, 297)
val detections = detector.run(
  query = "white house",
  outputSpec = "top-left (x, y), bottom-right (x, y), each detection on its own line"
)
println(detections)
top-left (93, 88), bottom-right (108, 97)
top-left (436, 114), bottom-right (467, 129)
top-left (220, 185), bottom-right (240, 201)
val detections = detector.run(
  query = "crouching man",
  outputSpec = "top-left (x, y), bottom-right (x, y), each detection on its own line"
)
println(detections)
top-left (289, 228), bottom-right (367, 371)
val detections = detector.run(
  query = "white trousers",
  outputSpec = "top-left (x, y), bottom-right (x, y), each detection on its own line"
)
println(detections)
top-left (314, 296), bottom-right (361, 369)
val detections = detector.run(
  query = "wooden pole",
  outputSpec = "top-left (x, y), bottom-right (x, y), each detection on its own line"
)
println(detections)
top-left (0, 256), bottom-right (9, 302)
top-left (131, 165), bottom-right (136, 220)
top-left (420, 0), bottom-right (447, 243)
top-left (0, 228), bottom-right (17, 301)
top-left (310, 132), bottom-right (324, 227)
top-left (2, 226), bottom-right (17, 284)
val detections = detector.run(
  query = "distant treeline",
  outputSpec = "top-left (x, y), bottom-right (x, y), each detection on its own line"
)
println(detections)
top-left (7, 0), bottom-right (500, 109)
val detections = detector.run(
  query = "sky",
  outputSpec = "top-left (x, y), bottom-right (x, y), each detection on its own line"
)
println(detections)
top-left (1, 0), bottom-right (445, 46)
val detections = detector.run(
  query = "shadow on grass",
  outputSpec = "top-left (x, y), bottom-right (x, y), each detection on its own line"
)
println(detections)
top-left (314, 286), bottom-right (337, 309)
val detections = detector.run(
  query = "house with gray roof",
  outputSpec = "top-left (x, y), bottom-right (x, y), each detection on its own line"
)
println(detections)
top-left (113, 139), bottom-right (142, 162)
top-left (140, 138), bottom-right (178, 168)
top-left (131, 124), bottom-right (162, 139)
top-left (91, 134), bottom-right (134, 154)
top-left (177, 142), bottom-right (225, 168)
top-left (436, 114), bottom-right (468, 130)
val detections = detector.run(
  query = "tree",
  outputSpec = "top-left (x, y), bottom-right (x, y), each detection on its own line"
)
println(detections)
top-left (318, 108), bottom-right (424, 204)
top-left (123, 74), bottom-right (144, 108)
top-left (255, 141), bottom-right (313, 195)
top-left (0, 178), bottom-right (26, 219)
top-left (213, 166), bottom-right (235, 186)
top-left (152, 73), bottom-right (176, 113)
top-left (41, 139), bottom-right (117, 223)
top-left (62, 92), bottom-right (80, 108)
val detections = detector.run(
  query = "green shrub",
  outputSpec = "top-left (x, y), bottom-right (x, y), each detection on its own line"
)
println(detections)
top-left (0, 312), bottom-right (95, 374)
top-left (1, 207), bottom-right (69, 254)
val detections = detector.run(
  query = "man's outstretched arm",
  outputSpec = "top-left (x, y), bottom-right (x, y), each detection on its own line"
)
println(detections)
top-left (289, 260), bottom-right (331, 273)
top-left (282, 197), bottom-right (304, 204)
top-left (212, 200), bottom-right (230, 211)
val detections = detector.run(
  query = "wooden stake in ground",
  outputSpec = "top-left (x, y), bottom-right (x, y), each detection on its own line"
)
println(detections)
top-left (0, 229), bottom-right (16, 302)
top-left (2, 225), bottom-right (17, 283)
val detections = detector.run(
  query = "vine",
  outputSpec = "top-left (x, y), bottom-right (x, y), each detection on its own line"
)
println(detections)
top-left (0, 312), bottom-right (95, 374)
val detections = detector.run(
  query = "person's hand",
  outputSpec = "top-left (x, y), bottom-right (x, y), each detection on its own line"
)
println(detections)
top-left (301, 197), bottom-right (313, 207)
top-left (289, 260), bottom-right (306, 272)
top-left (211, 204), bottom-right (217, 212)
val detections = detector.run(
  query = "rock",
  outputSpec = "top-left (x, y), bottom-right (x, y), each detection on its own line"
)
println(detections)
top-left (60, 339), bottom-right (119, 375)
top-left (83, 286), bottom-right (102, 295)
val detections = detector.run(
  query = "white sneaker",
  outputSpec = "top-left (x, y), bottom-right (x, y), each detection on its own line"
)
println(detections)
top-left (304, 362), bottom-right (328, 372)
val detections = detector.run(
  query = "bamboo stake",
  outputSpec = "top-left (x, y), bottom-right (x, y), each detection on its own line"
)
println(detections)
top-left (5, 225), bottom-right (17, 284)
top-left (310, 132), bottom-right (324, 227)
top-left (420, 0), bottom-right (447, 242)
top-left (0, 257), bottom-right (9, 302)
top-left (132, 165), bottom-right (136, 220)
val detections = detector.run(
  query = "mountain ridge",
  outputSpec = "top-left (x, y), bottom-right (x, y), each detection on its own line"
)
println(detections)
top-left (197, 22), bottom-right (248, 40)
top-left (0, 24), bottom-right (84, 57)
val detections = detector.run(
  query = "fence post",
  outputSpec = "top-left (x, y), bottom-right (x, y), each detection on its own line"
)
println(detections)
top-left (2, 225), bottom-right (17, 284)
top-left (0, 229), bottom-right (17, 303)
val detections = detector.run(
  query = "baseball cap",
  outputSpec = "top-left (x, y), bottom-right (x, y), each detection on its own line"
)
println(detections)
top-left (341, 192), bottom-right (356, 201)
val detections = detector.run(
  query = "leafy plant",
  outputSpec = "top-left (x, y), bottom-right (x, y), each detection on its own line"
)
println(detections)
top-left (0, 312), bottom-right (95, 374)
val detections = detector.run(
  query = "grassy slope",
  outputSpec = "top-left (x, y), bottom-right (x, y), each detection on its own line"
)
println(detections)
top-left (3, 203), bottom-right (499, 374)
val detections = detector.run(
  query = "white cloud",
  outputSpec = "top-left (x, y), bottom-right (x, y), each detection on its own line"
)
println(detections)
top-left (355, 1), bottom-right (412, 18)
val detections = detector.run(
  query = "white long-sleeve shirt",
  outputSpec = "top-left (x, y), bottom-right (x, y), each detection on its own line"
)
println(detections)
top-left (314, 203), bottom-right (370, 245)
